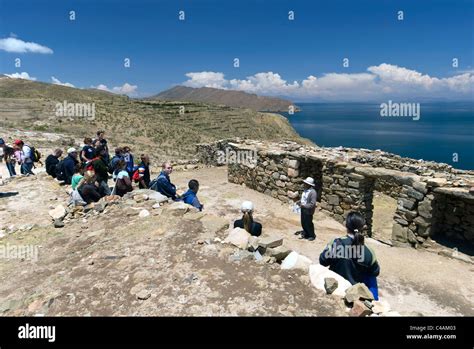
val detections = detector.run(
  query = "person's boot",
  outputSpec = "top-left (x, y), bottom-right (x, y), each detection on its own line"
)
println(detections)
top-left (294, 230), bottom-right (304, 236)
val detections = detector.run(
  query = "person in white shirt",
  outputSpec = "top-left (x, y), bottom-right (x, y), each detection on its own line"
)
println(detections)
top-left (295, 177), bottom-right (317, 241)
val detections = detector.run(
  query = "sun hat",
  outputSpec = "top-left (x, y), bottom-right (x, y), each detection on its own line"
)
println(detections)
top-left (303, 177), bottom-right (315, 186)
top-left (241, 201), bottom-right (254, 212)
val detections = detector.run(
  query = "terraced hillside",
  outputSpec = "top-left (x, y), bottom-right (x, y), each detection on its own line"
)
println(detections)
top-left (0, 77), bottom-right (307, 160)
top-left (152, 85), bottom-right (297, 112)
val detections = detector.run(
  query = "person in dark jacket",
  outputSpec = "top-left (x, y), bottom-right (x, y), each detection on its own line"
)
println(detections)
top-left (91, 145), bottom-right (111, 196)
top-left (0, 138), bottom-right (17, 177)
top-left (109, 147), bottom-right (124, 174)
top-left (295, 177), bottom-right (317, 241)
top-left (181, 179), bottom-right (203, 211)
top-left (234, 201), bottom-right (262, 236)
top-left (81, 137), bottom-right (96, 164)
top-left (93, 130), bottom-right (109, 163)
top-left (137, 154), bottom-right (151, 189)
top-left (319, 211), bottom-right (380, 300)
top-left (78, 171), bottom-right (103, 204)
top-left (45, 148), bottom-right (63, 178)
top-left (154, 162), bottom-right (178, 200)
top-left (63, 148), bottom-right (79, 184)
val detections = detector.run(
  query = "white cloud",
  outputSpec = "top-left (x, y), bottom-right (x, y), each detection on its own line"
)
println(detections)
top-left (92, 83), bottom-right (138, 96)
top-left (183, 72), bottom-right (228, 89)
top-left (0, 37), bottom-right (53, 54)
top-left (183, 64), bottom-right (474, 101)
top-left (112, 83), bottom-right (137, 94)
top-left (51, 76), bottom-right (75, 88)
top-left (5, 72), bottom-right (36, 80)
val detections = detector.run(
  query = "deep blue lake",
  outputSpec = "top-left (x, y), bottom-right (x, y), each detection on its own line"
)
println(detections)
top-left (283, 102), bottom-right (474, 170)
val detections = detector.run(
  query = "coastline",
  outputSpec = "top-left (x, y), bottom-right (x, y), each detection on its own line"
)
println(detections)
top-left (280, 102), bottom-right (474, 171)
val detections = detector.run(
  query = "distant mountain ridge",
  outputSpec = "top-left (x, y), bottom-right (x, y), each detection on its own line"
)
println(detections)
top-left (150, 85), bottom-right (297, 112)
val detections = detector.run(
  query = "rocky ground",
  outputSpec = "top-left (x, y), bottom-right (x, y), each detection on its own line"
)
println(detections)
top-left (0, 164), bottom-right (472, 316)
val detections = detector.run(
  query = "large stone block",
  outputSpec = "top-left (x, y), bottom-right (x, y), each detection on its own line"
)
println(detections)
top-left (418, 199), bottom-right (433, 219)
top-left (392, 223), bottom-right (408, 242)
top-left (258, 236), bottom-right (283, 249)
top-left (224, 228), bottom-right (251, 249)
top-left (348, 181), bottom-right (360, 189)
top-left (407, 230), bottom-right (418, 244)
top-left (266, 245), bottom-right (291, 262)
top-left (414, 216), bottom-right (430, 227)
top-left (349, 173), bottom-right (365, 181)
top-left (412, 181), bottom-right (428, 194)
top-left (281, 252), bottom-right (312, 271)
top-left (309, 264), bottom-right (352, 297)
top-left (399, 198), bottom-right (416, 210)
top-left (406, 188), bottom-right (425, 201)
top-left (326, 194), bottom-right (340, 206)
top-left (287, 190), bottom-right (299, 199)
top-left (350, 300), bottom-right (373, 317)
top-left (345, 283), bottom-right (374, 303)
top-left (288, 159), bottom-right (300, 169)
top-left (276, 180), bottom-right (286, 188)
top-left (287, 168), bottom-right (299, 178)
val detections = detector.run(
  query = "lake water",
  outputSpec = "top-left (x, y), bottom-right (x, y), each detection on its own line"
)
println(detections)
top-left (283, 102), bottom-right (474, 170)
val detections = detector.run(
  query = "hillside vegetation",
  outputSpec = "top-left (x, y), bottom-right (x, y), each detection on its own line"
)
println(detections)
top-left (0, 77), bottom-right (307, 160)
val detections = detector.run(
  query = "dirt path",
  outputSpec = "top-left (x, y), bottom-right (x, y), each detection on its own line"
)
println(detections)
top-left (173, 166), bottom-right (474, 316)
top-left (0, 164), bottom-right (472, 316)
top-left (0, 167), bottom-right (347, 316)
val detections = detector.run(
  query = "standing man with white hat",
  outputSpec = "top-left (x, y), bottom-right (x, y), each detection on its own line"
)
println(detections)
top-left (295, 177), bottom-right (317, 241)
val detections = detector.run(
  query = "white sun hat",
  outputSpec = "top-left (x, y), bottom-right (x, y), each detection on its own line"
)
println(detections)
top-left (241, 201), bottom-right (254, 212)
top-left (303, 177), bottom-right (315, 186)
top-left (67, 147), bottom-right (77, 153)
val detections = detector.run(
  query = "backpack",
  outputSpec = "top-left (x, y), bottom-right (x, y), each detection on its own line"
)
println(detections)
top-left (132, 168), bottom-right (140, 182)
top-left (28, 146), bottom-right (41, 163)
top-left (55, 160), bottom-right (65, 181)
top-left (70, 189), bottom-right (86, 206)
top-left (149, 178), bottom-right (158, 191)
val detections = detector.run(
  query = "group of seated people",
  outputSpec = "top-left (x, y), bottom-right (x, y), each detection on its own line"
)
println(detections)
top-left (43, 131), bottom-right (380, 300)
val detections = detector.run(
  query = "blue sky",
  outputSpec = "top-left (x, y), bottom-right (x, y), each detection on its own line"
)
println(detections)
top-left (0, 0), bottom-right (473, 100)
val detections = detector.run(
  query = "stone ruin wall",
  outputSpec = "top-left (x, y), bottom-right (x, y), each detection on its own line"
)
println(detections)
top-left (196, 140), bottom-right (474, 252)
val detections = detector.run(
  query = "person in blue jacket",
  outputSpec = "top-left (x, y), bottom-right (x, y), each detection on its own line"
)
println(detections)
top-left (181, 179), bottom-right (203, 211)
top-left (62, 147), bottom-right (79, 185)
top-left (155, 162), bottom-right (179, 200)
top-left (319, 211), bottom-right (380, 300)
top-left (122, 146), bottom-right (135, 176)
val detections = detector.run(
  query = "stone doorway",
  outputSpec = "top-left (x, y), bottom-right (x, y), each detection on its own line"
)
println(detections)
top-left (296, 157), bottom-right (323, 203)
top-left (431, 192), bottom-right (474, 256)
top-left (371, 191), bottom-right (398, 244)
